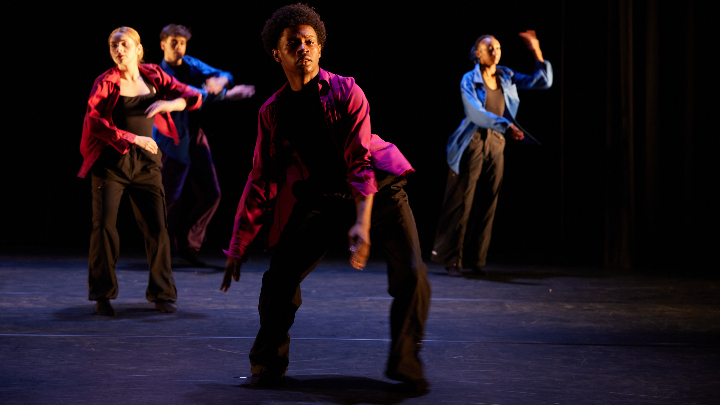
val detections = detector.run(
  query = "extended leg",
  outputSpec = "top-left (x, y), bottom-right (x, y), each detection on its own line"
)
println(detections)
top-left (372, 179), bottom-right (431, 384)
top-left (249, 197), bottom-right (347, 377)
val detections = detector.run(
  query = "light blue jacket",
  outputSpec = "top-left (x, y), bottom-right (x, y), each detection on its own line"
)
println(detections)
top-left (446, 60), bottom-right (552, 174)
top-left (153, 55), bottom-right (234, 164)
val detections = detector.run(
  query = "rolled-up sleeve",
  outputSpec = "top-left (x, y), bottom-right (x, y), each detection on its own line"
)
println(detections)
top-left (512, 60), bottom-right (553, 90)
top-left (84, 80), bottom-right (137, 152)
top-left (340, 79), bottom-right (377, 197)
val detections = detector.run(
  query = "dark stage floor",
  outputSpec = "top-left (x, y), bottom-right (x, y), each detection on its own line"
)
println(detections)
top-left (1, 252), bottom-right (718, 404)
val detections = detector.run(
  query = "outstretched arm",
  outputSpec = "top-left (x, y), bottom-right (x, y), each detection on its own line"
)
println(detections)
top-left (190, 55), bottom-right (234, 95)
top-left (512, 30), bottom-right (553, 89)
top-left (205, 76), bottom-right (231, 95)
top-left (145, 98), bottom-right (188, 118)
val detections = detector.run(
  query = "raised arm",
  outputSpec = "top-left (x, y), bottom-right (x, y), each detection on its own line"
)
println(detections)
top-left (512, 31), bottom-right (553, 89)
top-left (519, 30), bottom-right (544, 62)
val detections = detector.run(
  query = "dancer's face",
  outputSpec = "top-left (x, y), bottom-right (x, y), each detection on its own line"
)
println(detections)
top-left (273, 25), bottom-right (322, 78)
top-left (161, 35), bottom-right (188, 66)
top-left (475, 37), bottom-right (501, 67)
top-left (109, 33), bottom-right (142, 67)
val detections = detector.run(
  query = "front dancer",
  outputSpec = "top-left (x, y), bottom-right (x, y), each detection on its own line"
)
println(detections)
top-left (220, 4), bottom-right (431, 394)
top-left (79, 27), bottom-right (202, 316)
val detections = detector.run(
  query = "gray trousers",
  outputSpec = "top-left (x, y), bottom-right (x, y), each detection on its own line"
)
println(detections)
top-left (433, 129), bottom-right (505, 268)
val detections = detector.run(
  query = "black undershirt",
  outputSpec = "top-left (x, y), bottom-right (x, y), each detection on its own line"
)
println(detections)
top-left (483, 81), bottom-right (505, 138)
top-left (112, 77), bottom-right (157, 138)
top-left (277, 76), bottom-right (350, 197)
top-left (483, 81), bottom-right (504, 118)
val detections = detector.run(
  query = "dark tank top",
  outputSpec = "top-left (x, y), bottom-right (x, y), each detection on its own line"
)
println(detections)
top-left (483, 81), bottom-right (504, 118)
top-left (483, 81), bottom-right (505, 138)
top-left (112, 77), bottom-right (157, 137)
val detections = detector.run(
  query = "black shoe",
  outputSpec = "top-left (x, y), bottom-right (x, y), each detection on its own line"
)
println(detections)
top-left (95, 299), bottom-right (116, 317)
top-left (386, 370), bottom-right (430, 395)
top-left (247, 369), bottom-right (286, 388)
top-left (471, 266), bottom-right (487, 276)
top-left (393, 378), bottom-right (430, 395)
top-left (179, 248), bottom-right (206, 267)
top-left (154, 301), bottom-right (177, 313)
top-left (446, 265), bottom-right (462, 277)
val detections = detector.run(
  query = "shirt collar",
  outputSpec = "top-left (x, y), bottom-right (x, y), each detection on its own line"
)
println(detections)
top-left (160, 57), bottom-right (185, 76)
top-left (471, 63), bottom-right (508, 84)
top-left (276, 67), bottom-right (330, 98)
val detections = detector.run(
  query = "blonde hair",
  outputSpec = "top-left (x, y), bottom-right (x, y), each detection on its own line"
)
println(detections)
top-left (108, 26), bottom-right (144, 64)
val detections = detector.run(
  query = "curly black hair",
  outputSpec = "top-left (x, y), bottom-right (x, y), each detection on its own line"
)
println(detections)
top-left (261, 3), bottom-right (327, 57)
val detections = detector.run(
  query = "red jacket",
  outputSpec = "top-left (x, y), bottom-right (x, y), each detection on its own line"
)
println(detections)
top-left (78, 63), bottom-right (202, 178)
top-left (226, 69), bottom-right (414, 259)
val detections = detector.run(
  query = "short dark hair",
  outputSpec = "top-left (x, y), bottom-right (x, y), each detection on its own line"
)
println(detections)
top-left (160, 24), bottom-right (192, 41)
top-left (469, 35), bottom-right (495, 64)
top-left (261, 3), bottom-right (327, 56)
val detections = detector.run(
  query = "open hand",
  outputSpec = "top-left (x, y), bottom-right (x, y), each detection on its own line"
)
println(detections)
top-left (225, 84), bottom-right (256, 101)
top-left (132, 136), bottom-right (158, 154)
top-left (518, 30), bottom-right (544, 62)
top-left (145, 99), bottom-right (187, 118)
top-left (518, 30), bottom-right (540, 50)
top-left (205, 76), bottom-right (230, 95)
top-left (220, 257), bottom-right (243, 292)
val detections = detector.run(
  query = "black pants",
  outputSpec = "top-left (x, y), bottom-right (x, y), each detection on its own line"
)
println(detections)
top-left (88, 146), bottom-right (177, 303)
top-left (249, 177), bottom-right (430, 380)
top-left (433, 129), bottom-right (505, 268)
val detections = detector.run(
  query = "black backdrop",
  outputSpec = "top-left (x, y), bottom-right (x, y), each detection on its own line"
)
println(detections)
top-left (4, 1), bottom-right (715, 275)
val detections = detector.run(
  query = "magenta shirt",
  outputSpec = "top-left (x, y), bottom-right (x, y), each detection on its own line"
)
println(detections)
top-left (225, 68), bottom-right (414, 259)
